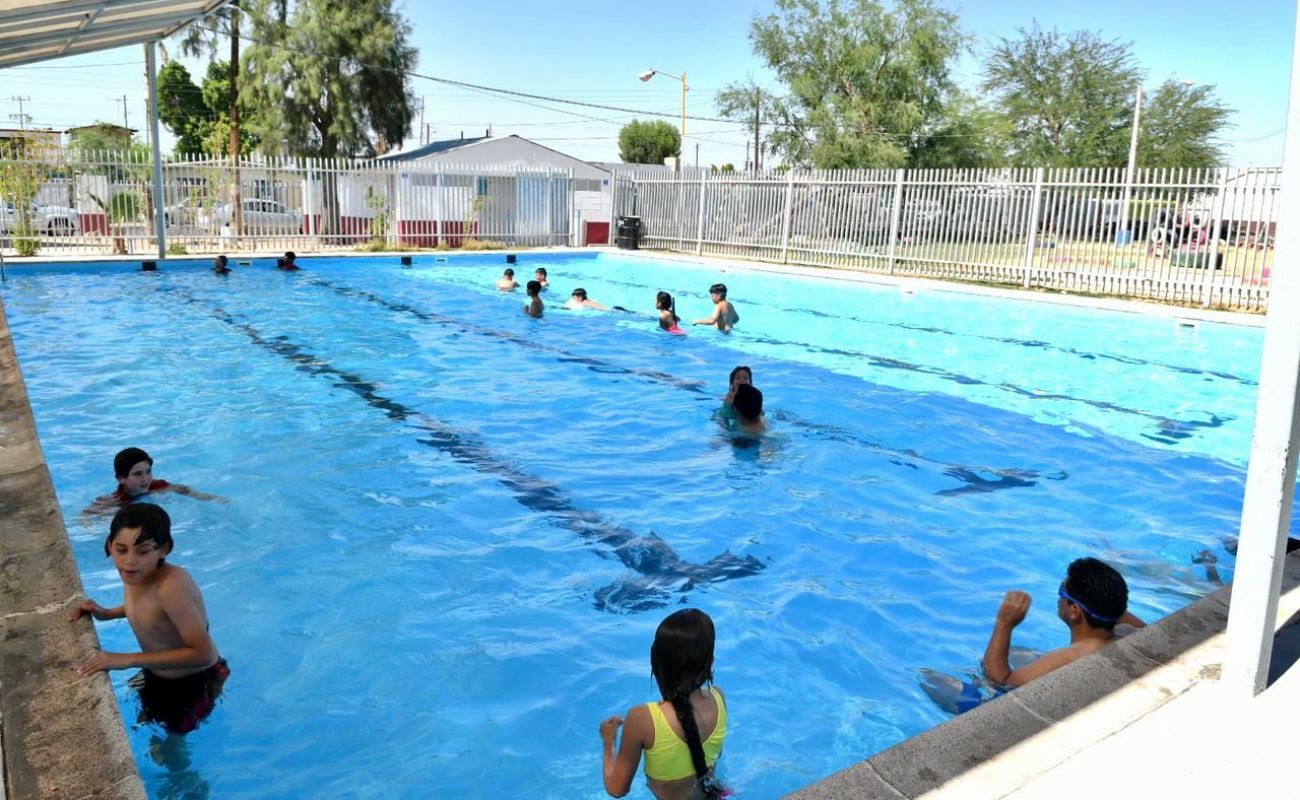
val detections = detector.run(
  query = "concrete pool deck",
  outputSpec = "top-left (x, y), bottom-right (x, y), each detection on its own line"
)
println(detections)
top-left (0, 248), bottom-right (1283, 798)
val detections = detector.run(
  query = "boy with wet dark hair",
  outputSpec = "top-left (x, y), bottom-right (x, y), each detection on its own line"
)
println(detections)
top-left (213, 254), bottom-right (230, 274)
top-left (534, 267), bottom-right (549, 289)
top-left (277, 251), bottom-right (300, 271)
top-left (497, 267), bottom-right (519, 290)
top-left (982, 557), bottom-right (1145, 687)
top-left (732, 384), bottom-right (767, 434)
top-left (69, 504), bottom-right (229, 734)
top-left (524, 280), bottom-right (544, 318)
top-left (82, 447), bottom-right (225, 516)
top-left (693, 283), bottom-right (739, 332)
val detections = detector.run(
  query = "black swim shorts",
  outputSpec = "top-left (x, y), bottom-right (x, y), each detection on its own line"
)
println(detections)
top-left (130, 658), bottom-right (230, 734)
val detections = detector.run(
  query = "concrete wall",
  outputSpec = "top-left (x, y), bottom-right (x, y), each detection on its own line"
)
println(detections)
top-left (0, 295), bottom-right (144, 798)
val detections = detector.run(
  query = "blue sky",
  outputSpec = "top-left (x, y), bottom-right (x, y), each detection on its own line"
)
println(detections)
top-left (2, 0), bottom-right (1295, 167)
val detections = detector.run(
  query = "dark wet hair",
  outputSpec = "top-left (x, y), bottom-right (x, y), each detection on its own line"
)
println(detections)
top-left (656, 291), bottom-right (679, 323)
top-left (284, 251), bottom-right (296, 261)
top-left (504, 268), bottom-right (514, 277)
top-left (709, 283), bottom-right (728, 298)
top-left (728, 365), bottom-right (752, 387)
top-left (526, 280), bottom-right (542, 295)
top-left (572, 288), bottom-right (587, 300)
top-left (105, 503), bottom-right (173, 559)
top-left (213, 255), bottom-right (228, 269)
top-left (1064, 558), bottom-right (1128, 631)
top-left (276, 257), bottom-right (286, 269)
top-left (733, 384), bottom-right (763, 421)
top-left (651, 609), bottom-right (722, 798)
top-left (535, 267), bottom-right (547, 277)
top-left (114, 447), bottom-right (152, 479)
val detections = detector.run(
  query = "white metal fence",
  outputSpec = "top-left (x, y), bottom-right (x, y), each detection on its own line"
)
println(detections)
top-left (0, 149), bottom-right (576, 257)
top-left (613, 167), bottom-right (1279, 311)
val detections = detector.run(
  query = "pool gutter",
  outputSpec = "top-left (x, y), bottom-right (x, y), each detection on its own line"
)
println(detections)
top-left (0, 293), bottom-right (145, 799)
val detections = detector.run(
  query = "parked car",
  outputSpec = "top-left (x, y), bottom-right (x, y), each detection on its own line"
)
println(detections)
top-left (198, 198), bottom-right (303, 234)
top-left (0, 200), bottom-right (79, 235)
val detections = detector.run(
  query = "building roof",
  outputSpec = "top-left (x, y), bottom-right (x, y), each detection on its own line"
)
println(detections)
top-left (379, 136), bottom-right (492, 162)
top-left (0, 0), bottom-right (231, 69)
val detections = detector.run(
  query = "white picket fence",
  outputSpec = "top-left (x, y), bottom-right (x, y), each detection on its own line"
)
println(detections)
top-left (0, 150), bottom-right (576, 257)
top-left (613, 167), bottom-right (1279, 311)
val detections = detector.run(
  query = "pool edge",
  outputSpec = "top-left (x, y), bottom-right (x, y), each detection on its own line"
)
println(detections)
top-left (0, 293), bottom-right (145, 799)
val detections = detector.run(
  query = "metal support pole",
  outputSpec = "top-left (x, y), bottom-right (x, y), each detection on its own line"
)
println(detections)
top-left (1023, 167), bottom-right (1046, 289)
top-left (695, 171), bottom-right (707, 255)
top-left (145, 41), bottom-right (166, 260)
top-left (1118, 85), bottom-right (1142, 242)
top-left (885, 168), bottom-right (905, 274)
top-left (779, 168), bottom-right (795, 264)
top-left (1224, 1), bottom-right (1300, 698)
top-left (436, 167), bottom-right (444, 248)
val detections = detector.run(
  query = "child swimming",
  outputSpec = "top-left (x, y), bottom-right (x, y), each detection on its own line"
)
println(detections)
top-left (718, 365), bottom-right (752, 425)
top-left (656, 292), bottom-right (684, 335)
top-left (600, 608), bottom-right (728, 800)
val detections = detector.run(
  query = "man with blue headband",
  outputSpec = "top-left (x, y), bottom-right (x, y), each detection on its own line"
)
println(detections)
top-left (982, 557), bottom-right (1146, 687)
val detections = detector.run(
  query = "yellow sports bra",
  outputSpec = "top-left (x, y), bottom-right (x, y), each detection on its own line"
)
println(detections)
top-left (643, 686), bottom-right (728, 782)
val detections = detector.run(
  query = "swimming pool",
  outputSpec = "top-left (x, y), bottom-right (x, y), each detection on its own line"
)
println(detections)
top-left (2, 251), bottom-right (1280, 798)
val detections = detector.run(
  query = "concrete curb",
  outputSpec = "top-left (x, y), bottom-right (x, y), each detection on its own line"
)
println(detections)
top-left (0, 294), bottom-right (144, 799)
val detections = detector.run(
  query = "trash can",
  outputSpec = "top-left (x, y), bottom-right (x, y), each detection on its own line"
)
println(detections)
top-left (616, 215), bottom-right (641, 250)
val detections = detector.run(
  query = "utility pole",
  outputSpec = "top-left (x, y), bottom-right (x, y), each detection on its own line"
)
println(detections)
top-left (418, 95), bottom-right (425, 145)
top-left (118, 95), bottom-right (129, 131)
top-left (8, 96), bottom-right (30, 132)
top-left (695, 142), bottom-right (699, 170)
top-left (752, 88), bottom-right (761, 173)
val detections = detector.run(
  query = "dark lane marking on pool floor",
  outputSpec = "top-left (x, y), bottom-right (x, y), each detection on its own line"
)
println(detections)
top-left (308, 276), bottom-right (1063, 495)
top-left (160, 285), bottom-right (764, 613)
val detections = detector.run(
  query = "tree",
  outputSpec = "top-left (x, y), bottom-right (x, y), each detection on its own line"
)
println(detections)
top-left (749, 0), bottom-right (965, 169)
top-left (1137, 80), bottom-right (1232, 170)
top-left (242, 0), bottom-right (417, 159)
top-left (618, 120), bottom-right (681, 165)
top-left (715, 80), bottom-right (781, 171)
top-left (909, 93), bottom-right (1010, 168)
top-left (982, 25), bottom-right (1141, 167)
top-left (156, 61), bottom-right (209, 156)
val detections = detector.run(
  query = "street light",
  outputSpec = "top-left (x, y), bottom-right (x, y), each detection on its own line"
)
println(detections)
top-left (639, 68), bottom-right (687, 171)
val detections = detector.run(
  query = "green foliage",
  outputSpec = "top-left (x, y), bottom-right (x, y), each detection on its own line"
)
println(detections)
top-left (0, 139), bottom-right (54, 253)
top-left (982, 25), bottom-right (1141, 167)
top-left (1137, 80), bottom-right (1232, 170)
top-left (749, 0), bottom-right (965, 168)
top-left (167, 243), bottom-right (190, 255)
top-left (461, 238), bottom-right (505, 251)
top-left (909, 94), bottom-right (1010, 168)
top-left (242, 0), bottom-right (418, 158)
top-left (158, 61), bottom-right (209, 156)
top-left (714, 80), bottom-right (781, 169)
top-left (618, 120), bottom-right (681, 164)
top-left (365, 185), bottom-right (390, 241)
top-left (14, 237), bottom-right (39, 257)
top-left (66, 123), bottom-right (133, 156)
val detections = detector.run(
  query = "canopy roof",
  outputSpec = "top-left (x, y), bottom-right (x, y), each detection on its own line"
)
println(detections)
top-left (0, 0), bottom-right (228, 69)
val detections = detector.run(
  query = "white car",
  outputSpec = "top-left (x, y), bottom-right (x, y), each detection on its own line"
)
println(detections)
top-left (199, 198), bottom-right (303, 234)
top-left (0, 200), bottom-right (79, 235)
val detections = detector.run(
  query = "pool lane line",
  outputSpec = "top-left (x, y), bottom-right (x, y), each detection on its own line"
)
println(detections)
top-left (307, 275), bottom-right (1067, 495)
top-left (561, 272), bottom-right (1257, 388)
top-left (158, 284), bottom-right (766, 614)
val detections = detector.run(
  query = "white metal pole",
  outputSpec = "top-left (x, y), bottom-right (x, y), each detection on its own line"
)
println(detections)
top-left (145, 41), bottom-right (166, 260)
top-left (885, 168), bottom-right (905, 274)
top-left (1223, 0), bottom-right (1300, 698)
top-left (1118, 85), bottom-right (1142, 243)
top-left (695, 171), bottom-right (707, 255)
top-left (1023, 167), bottom-right (1045, 288)
top-left (779, 168), bottom-right (795, 264)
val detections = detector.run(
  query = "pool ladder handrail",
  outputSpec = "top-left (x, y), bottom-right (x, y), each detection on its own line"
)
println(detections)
top-left (0, 247), bottom-right (6, 283)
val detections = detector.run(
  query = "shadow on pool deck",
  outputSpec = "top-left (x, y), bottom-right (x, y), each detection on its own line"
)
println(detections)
top-left (786, 554), bottom-right (1300, 799)
top-left (0, 294), bottom-right (145, 798)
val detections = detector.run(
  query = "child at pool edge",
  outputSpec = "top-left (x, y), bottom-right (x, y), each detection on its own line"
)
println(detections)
top-left (524, 280), bottom-right (544, 317)
top-left (692, 283), bottom-right (739, 332)
top-left (497, 268), bottom-right (519, 290)
top-left (83, 447), bottom-right (226, 517)
top-left (982, 557), bottom-right (1146, 688)
top-left (601, 608), bottom-right (729, 800)
top-left (68, 503), bottom-right (229, 735)
top-left (656, 291), bottom-right (684, 334)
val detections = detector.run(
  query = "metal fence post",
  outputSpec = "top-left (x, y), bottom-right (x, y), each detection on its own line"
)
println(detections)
top-left (1022, 167), bottom-right (1046, 289)
top-left (695, 171), bottom-right (707, 255)
top-left (436, 166), bottom-right (444, 248)
top-left (885, 168), bottom-right (905, 274)
top-left (1201, 169), bottom-right (1230, 308)
top-left (779, 168), bottom-right (795, 264)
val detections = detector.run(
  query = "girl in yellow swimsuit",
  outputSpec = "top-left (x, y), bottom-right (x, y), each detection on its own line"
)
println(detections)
top-left (600, 609), bottom-right (729, 800)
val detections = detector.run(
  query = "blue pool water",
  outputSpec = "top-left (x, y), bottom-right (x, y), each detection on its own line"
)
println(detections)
top-left (2, 252), bottom-right (1279, 798)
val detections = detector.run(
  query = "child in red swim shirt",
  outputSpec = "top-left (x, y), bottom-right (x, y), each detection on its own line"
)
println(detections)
top-left (82, 447), bottom-right (226, 518)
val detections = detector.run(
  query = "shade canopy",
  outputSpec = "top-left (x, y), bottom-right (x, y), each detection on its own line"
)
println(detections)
top-left (0, 0), bottom-right (229, 69)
